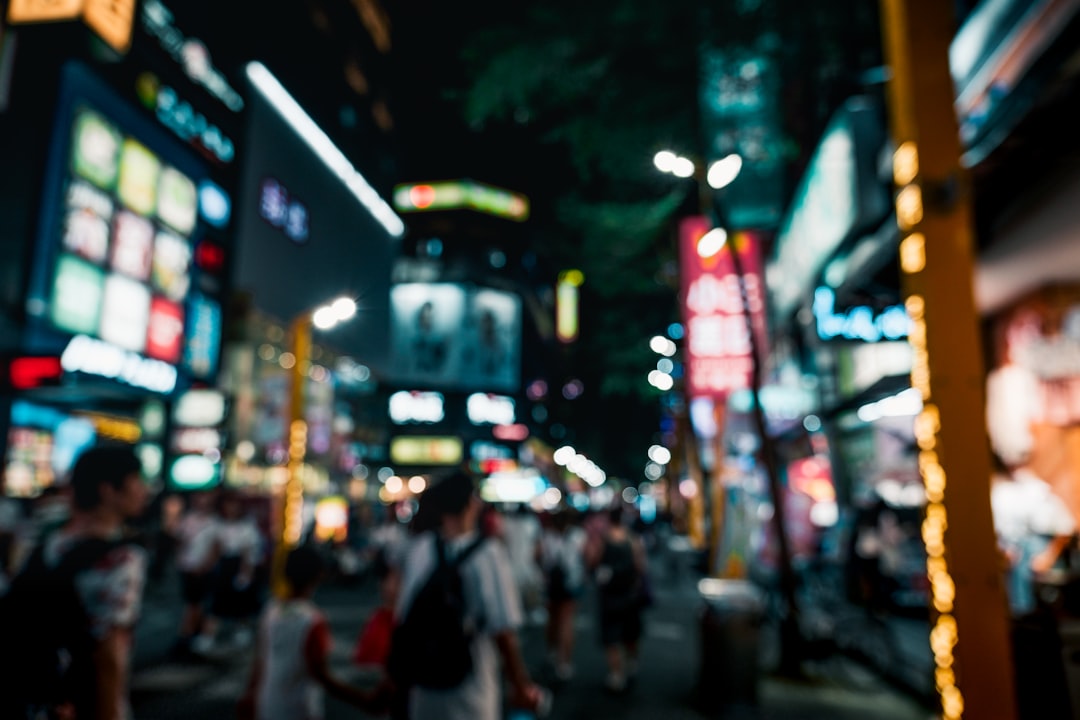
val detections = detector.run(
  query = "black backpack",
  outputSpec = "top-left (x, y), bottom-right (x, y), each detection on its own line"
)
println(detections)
top-left (598, 538), bottom-right (640, 607)
top-left (387, 533), bottom-right (486, 690)
top-left (0, 536), bottom-right (131, 718)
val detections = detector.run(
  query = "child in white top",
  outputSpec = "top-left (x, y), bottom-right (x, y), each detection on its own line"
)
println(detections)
top-left (240, 546), bottom-right (379, 720)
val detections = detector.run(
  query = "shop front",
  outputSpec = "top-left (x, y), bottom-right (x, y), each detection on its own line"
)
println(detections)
top-left (0, 2), bottom-right (240, 497)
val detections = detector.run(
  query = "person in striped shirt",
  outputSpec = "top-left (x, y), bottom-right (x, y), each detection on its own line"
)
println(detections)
top-left (396, 471), bottom-right (545, 720)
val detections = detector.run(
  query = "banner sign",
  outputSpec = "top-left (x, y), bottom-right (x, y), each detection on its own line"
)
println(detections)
top-left (680, 216), bottom-right (767, 400)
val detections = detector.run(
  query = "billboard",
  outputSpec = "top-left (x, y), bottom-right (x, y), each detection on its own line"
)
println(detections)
top-left (23, 62), bottom-right (227, 392)
top-left (680, 217), bottom-right (767, 400)
top-left (389, 283), bottom-right (521, 393)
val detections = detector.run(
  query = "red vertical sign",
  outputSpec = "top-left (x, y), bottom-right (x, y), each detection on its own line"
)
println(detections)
top-left (679, 216), bottom-right (767, 400)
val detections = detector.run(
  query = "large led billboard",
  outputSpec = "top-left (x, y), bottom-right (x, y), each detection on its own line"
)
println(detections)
top-left (389, 283), bottom-right (522, 393)
top-left (24, 62), bottom-right (226, 392)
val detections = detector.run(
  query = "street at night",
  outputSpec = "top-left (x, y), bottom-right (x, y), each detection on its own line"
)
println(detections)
top-left (2, 0), bottom-right (1080, 718)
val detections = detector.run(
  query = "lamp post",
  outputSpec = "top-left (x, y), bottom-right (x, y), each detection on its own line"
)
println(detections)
top-left (657, 146), bottom-right (803, 673)
top-left (272, 296), bottom-right (358, 597)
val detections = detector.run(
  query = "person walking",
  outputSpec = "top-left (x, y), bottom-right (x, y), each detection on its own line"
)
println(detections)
top-left (502, 503), bottom-right (544, 624)
top-left (539, 509), bottom-right (587, 681)
top-left (0, 445), bottom-right (149, 720)
top-left (173, 489), bottom-right (220, 657)
top-left (239, 545), bottom-right (381, 720)
top-left (198, 490), bottom-right (262, 652)
top-left (587, 504), bottom-right (648, 693)
top-left (391, 470), bottom-right (546, 720)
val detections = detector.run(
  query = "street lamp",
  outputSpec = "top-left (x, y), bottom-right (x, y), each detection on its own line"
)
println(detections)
top-left (706, 153), bottom-right (743, 190)
top-left (274, 295), bottom-right (357, 596)
top-left (654, 149), bottom-right (696, 178)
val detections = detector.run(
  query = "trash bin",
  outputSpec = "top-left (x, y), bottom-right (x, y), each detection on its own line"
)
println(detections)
top-left (698, 578), bottom-right (765, 715)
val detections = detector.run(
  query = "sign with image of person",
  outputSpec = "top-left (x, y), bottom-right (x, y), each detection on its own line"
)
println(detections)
top-left (389, 283), bottom-right (521, 393)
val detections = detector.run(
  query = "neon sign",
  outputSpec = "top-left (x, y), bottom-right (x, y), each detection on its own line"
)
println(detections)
top-left (61, 334), bottom-right (178, 394)
top-left (147, 81), bottom-right (235, 164)
top-left (393, 180), bottom-right (530, 221)
top-left (259, 178), bottom-right (309, 243)
top-left (141, 0), bottom-right (244, 111)
top-left (813, 287), bottom-right (911, 342)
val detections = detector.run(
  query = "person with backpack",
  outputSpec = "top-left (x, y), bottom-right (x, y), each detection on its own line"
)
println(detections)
top-left (389, 470), bottom-right (546, 720)
top-left (0, 445), bottom-right (149, 720)
top-left (587, 504), bottom-right (649, 694)
top-left (539, 509), bottom-right (587, 681)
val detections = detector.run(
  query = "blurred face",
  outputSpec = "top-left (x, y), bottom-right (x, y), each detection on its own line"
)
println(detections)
top-left (102, 472), bottom-right (149, 519)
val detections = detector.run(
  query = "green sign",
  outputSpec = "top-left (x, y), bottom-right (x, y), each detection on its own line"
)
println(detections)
top-left (51, 255), bottom-right (105, 336)
top-left (393, 180), bottom-right (529, 221)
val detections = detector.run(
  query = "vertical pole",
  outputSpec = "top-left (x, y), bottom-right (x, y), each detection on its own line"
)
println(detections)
top-left (273, 315), bottom-right (311, 597)
top-left (880, 1), bottom-right (1016, 718)
top-left (682, 410), bottom-right (707, 549)
top-left (708, 401), bottom-right (727, 576)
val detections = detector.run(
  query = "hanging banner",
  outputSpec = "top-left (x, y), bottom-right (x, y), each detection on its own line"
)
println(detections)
top-left (680, 216), bottom-right (767, 400)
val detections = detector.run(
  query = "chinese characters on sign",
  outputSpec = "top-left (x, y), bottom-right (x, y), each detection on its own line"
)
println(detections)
top-left (680, 216), bottom-right (767, 400)
top-left (259, 178), bottom-right (309, 244)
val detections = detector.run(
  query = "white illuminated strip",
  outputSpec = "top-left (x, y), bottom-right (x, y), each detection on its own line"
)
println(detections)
top-left (467, 393), bottom-right (516, 425)
top-left (245, 62), bottom-right (405, 238)
top-left (61, 335), bottom-right (178, 394)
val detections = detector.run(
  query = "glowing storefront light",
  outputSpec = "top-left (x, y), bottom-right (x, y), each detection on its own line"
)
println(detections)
top-left (467, 393), bottom-right (515, 426)
top-left (892, 138), bottom-right (964, 719)
top-left (245, 62), bottom-right (404, 238)
top-left (389, 391), bottom-right (445, 424)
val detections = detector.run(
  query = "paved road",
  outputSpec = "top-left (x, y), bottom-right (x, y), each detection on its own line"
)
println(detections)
top-left (130, 553), bottom-right (937, 720)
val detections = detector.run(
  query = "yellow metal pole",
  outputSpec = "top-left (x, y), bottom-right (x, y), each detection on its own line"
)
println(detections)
top-left (879, 1), bottom-right (1016, 718)
top-left (273, 314), bottom-right (311, 598)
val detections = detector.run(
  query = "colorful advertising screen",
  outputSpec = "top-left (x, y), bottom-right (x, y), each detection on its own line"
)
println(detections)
top-left (679, 217), bottom-right (768, 400)
top-left (27, 63), bottom-right (227, 390)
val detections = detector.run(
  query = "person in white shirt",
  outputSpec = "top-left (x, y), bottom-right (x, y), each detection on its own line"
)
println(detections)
top-left (501, 503), bottom-right (544, 623)
top-left (175, 490), bottom-right (220, 654)
top-left (991, 465), bottom-right (1077, 615)
top-left (395, 471), bottom-right (543, 720)
top-left (240, 546), bottom-right (378, 720)
top-left (539, 509), bottom-right (587, 681)
top-left (196, 491), bottom-right (263, 652)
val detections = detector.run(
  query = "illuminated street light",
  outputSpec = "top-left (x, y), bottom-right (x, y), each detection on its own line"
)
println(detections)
top-left (707, 153), bottom-right (743, 189)
top-left (697, 228), bottom-right (728, 258)
top-left (648, 445), bottom-right (672, 465)
top-left (553, 445), bottom-right (576, 466)
top-left (671, 156), bottom-right (696, 178)
top-left (331, 297), bottom-right (357, 322)
top-left (313, 296), bottom-right (357, 330)
top-left (648, 370), bottom-right (674, 391)
top-left (650, 335), bottom-right (677, 357)
top-left (274, 294), bottom-right (359, 596)
top-left (654, 150), bottom-right (677, 173)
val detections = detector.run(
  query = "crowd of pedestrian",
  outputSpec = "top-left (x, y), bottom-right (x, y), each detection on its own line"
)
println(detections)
top-left (0, 444), bottom-right (659, 720)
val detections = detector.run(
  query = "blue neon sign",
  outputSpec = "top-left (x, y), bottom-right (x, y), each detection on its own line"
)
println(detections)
top-left (813, 287), bottom-right (911, 342)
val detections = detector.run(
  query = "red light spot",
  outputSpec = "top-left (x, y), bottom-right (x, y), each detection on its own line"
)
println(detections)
top-left (409, 185), bottom-right (436, 209)
top-left (195, 241), bottom-right (225, 273)
top-left (10, 357), bottom-right (63, 389)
